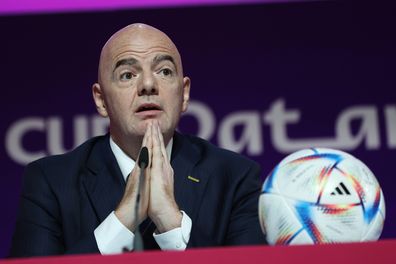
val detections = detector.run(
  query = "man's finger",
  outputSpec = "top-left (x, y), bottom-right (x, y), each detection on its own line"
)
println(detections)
top-left (151, 121), bottom-right (163, 169)
top-left (139, 121), bottom-right (153, 168)
top-left (157, 123), bottom-right (168, 161)
top-left (141, 120), bottom-right (152, 149)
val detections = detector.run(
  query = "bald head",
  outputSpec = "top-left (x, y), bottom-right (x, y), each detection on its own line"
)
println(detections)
top-left (98, 23), bottom-right (183, 84)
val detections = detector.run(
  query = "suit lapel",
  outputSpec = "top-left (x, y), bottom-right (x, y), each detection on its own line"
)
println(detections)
top-left (171, 133), bottom-right (211, 222)
top-left (82, 135), bottom-right (125, 222)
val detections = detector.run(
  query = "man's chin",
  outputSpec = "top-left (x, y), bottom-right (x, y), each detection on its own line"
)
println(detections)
top-left (130, 120), bottom-right (156, 136)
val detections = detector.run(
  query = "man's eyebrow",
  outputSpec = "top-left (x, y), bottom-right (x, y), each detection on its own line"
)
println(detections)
top-left (153, 54), bottom-right (176, 67)
top-left (113, 58), bottom-right (138, 72)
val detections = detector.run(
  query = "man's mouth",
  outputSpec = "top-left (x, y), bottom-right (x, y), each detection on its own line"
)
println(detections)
top-left (135, 103), bottom-right (163, 116)
top-left (136, 103), bottom-right (162, 112)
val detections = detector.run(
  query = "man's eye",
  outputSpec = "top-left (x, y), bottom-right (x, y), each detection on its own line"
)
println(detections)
top-left (160, 68), bottom-right (172, 76)
top-left (120, 72), bottom-right (133, 80)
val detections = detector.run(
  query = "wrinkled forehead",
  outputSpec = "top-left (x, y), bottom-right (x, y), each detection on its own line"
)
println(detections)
top-left (99, 24), bottom-right (183, 76)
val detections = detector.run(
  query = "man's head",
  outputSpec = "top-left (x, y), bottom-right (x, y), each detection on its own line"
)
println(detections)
top-left (92, 23), bottom-right (190, 155)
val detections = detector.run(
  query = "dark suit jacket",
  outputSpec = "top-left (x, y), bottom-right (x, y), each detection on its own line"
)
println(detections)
top-left (10, 133), bottom-right (266, 257)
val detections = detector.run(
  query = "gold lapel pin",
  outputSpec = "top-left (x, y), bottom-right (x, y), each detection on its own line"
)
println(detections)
top-left (187, 175), bottom-right (200, 183)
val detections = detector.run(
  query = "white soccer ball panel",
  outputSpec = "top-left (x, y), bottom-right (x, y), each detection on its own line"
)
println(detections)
top-left (288, 230), bottom-right (313, 245)
top-left (338, 157), bottom-right (380, 208)
top-left (286, 198), bottom-right (364, 243)
top-left (274, 158), bottom-right (331, 203)
top-left (259, 193), bottom-right (305, 245)
top-left (311, 203), bottom-right (364, 242)
top-left (361, 191), bottom-right (386, 241)
top-left (319, 168), bottom-right (361, 204)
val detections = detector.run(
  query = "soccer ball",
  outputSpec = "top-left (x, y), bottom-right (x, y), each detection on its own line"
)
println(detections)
top-left (259, 148), bottom-right (385, 245)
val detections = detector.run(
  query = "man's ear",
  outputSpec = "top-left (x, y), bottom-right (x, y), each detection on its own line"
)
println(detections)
top-left (181, 77), bottom-right (191, 113)
top-left (92, 83), bottom-right (108, 117)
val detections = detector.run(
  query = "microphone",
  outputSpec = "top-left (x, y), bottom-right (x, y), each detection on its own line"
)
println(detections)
top-left (133, 147), bottom-right (149, 252)
top-left (138, 147), bottom-right (149, 169)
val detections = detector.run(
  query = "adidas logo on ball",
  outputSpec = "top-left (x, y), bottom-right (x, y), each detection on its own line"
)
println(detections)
top-left (330, 182), bottom-right (351, 196)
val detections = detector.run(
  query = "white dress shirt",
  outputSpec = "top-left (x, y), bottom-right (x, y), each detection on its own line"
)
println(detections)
top-left (93, 137), bottom-right (192, 254)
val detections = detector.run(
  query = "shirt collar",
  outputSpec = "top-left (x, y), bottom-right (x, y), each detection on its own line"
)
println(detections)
top-left (109, 136), bottom-right (173, 181)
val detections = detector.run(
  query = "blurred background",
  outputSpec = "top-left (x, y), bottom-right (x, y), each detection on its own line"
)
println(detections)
top-left (1, 0), bottom-right (395, 258)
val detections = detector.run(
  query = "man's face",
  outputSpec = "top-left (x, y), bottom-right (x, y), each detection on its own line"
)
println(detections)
top-left (93, 25), bottom-right (190, 144)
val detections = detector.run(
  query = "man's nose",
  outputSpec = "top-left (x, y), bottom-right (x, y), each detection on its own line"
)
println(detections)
top-left (138, 71), bottom-right (158, 96)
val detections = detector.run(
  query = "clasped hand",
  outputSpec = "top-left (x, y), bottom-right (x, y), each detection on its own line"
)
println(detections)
top-left (115, 120), bottom-right (182, 234)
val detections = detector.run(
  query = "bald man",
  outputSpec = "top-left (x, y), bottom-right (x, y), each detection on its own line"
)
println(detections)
top-left (10, 24), bottom-right (266, 257)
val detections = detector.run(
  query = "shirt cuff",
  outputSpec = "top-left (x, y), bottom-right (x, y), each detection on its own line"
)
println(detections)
top-left (94, 211), bottom-right (135, 254)
top-left (153, 210), bottom-right (192, 250)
